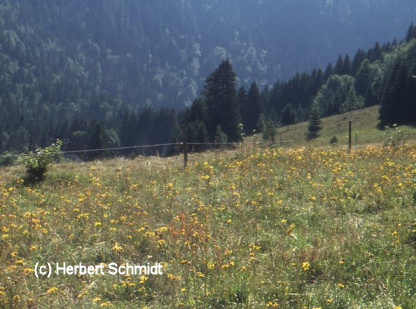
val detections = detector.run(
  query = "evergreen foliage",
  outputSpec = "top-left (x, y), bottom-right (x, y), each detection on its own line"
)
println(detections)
top-left (183, 99), bottom-right (209, 152)
top-left (334, 55), bottom-right (345, 75)
top-left (244, 82), bottom-right (264, 133)
top-left (379, 55), bottom-right (410, 126)
top-left (330, 136), bottom-right (339, 145)
top-left (378, 38), bottom-right (416, 126)
top-left (203, 60), bottom-right (241, 142)
top-left (352, 49), bottom-right (367, 76)
top-left (406, 23), bottom-right (416, 42)
top-left (307, 102), bottom-right (322, 140)
top-left (281, 103), bottom-right (297, 128)
top-left (213, 125), bottom-right (228, 148)
top-left (1, 1), bottom-right (416, 158)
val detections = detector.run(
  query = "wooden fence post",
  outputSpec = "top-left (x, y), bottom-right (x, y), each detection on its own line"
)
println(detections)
top-left (182, 125), bottom-right (188, 168)
top-left (348, 121), bottom-right (352, 153)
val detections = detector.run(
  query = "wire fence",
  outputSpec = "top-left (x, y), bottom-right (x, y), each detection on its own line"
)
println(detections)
top-left (0, 141), bottom-right (238, 160)
top-left (1, 130), bottom-right (416, 161)
top-left (60, 143), bottom-right (181, 155)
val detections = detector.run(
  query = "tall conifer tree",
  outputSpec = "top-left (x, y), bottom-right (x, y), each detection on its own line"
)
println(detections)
top-left (307, 101), bottom-right (322, 140)
top-left (245, 82), bottom-right (263, 133)
top-left (203, 59), bottom-right (241, 142)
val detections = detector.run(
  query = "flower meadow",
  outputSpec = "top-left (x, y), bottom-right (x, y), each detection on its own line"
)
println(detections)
top-left (1, 144), bottom-right (416, 308)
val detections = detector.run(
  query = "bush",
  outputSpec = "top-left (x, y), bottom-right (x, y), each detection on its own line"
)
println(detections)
top-left (0, 151), bottom-right (17, 167)
top-left (330, 136), bottom-right (338, 145)
top-left (383, 124), bottom-right (407, 149)
top-left (19, 140), bottom-right (63, 183)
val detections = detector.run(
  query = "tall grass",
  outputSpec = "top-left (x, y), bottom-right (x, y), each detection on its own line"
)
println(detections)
top-left (1, 144), bottom-right (415, 308)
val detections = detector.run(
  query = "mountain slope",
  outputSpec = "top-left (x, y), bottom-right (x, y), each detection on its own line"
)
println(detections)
top-left (1, 0), bottom-right (416, 110)
top-left (1, 0), bottom-right (416, 154)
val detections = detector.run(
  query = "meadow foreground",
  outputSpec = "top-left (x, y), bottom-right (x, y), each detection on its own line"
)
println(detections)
top-left (1, 144), bottom-right (416, 308)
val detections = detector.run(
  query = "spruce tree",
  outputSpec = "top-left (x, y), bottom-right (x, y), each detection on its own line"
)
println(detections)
top-left (136, 107), bottom-right (155, 146)
top-left (307, 101), bottom-right (322, 140)
top-left (343, 54), bottom-right (352, 76)
top-left (334, 55), bottom-right (344, 75)
top-left (203, 59), bottom-right (241, 142)
top-left (281, 103), bottom-right (296, 129)
top-left (237, 86), bottom-right (248, 123)
top-left (120, 111), bottom-right (137, 147)
top-left (245, 82), bottom-right (263, 134)
top-left (406, 23), bottom-right (416, 42)
top-left (261, 85), bottom-right (271, 112)
top-left (379, 56), bottom-right (408, 126)
top-left (352, 49), bottom-right (366, 76)
top-left (183, 98), bottom-right (209, 151)
top-left (367, 42), bottom-right (383, 62)
top-left (189, 98), bottom-right (208, 125)
top-left (311, 68), bottom-right (324, 94)
top-left (89, 121), bottom-right (106, 159)
top-left (408, 63), bottom-right (416, 122)
top-left (324, 63), bottom-right (334, 81)
top-left (90, 121), bottom-right (106, 149)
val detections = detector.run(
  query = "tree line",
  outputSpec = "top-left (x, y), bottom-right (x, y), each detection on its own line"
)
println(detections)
top-left (182, 23), bottom-right (416, 147)
top-left (2, 23), bottom-right (416, 160)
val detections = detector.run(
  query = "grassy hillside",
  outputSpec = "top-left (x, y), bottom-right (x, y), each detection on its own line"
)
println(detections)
top-left (1, 111), bottom-right (416, 308)
top-left (272, 105), bottom-right (416, 147)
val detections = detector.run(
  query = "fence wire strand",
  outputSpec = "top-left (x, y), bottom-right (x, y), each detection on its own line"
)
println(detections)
top-left (1, 131), bottom-right (415, 160)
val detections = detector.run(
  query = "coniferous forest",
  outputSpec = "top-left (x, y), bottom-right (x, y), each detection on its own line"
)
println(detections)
top-left (4, 3), bottom-right (416, 308)
top-left (1, 1), bottom-right (416, 158)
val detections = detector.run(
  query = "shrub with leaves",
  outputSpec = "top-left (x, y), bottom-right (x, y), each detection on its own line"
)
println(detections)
top-left (383, 124), bottom-right (407, 149)
top-left (0, 151), bottom-right (17, 167)
top-left (19, 140), bottom-right (63, 183)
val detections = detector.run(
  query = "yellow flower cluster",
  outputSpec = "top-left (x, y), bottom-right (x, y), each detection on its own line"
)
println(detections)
top-left (0, 144), bottom-right (415, 307)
